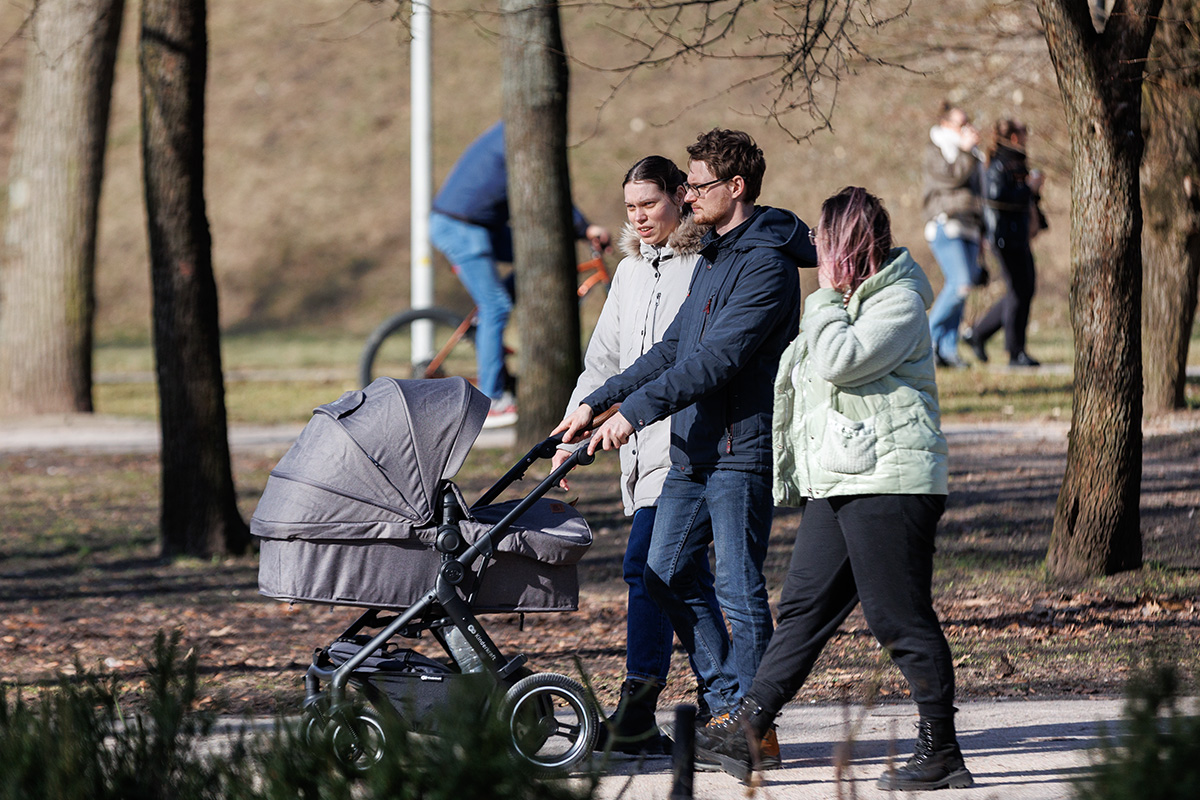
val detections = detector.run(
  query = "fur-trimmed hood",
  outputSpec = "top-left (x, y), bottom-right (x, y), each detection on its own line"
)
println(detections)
top-left (618, 212), bottom-right (709, 262)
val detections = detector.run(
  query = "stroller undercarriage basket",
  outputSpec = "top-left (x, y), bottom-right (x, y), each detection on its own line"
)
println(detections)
top-left (250, 377), bottom-right (600, 773)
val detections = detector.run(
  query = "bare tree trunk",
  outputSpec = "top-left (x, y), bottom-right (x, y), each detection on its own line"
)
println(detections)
top-left (1141, 0), bottom-right (1200, 415)
top-left (0, 0), bottom-right (124, 414)
top-left (500, 0), bottom-right (581, 451)
top-left (140, 0), bottom-right (248, 557)
top-left (1036, 0), bottom-right (1160, 581)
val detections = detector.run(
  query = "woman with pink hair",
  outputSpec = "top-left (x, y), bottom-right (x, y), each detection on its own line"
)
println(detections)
top-left (694, 187), bottom-right (972, 792)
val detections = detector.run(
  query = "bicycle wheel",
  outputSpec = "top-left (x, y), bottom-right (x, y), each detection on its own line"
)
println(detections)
top-left (359, 307), bottom-right (476, 387)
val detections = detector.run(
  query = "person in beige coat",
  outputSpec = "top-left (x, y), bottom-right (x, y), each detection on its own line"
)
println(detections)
top-left (553, 155), bottom-right (714, 754)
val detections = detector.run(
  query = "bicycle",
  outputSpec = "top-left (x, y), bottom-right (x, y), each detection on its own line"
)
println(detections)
top-left (358, 250), bottom-right (611, 388)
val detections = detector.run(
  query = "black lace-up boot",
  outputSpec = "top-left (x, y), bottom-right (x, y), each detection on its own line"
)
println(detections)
top-left (594, 678), bottom-right (666, 755)
top-left (693, 697), bottom-right (779, 782)
top-left (876, 716), bottom-right (974, 791)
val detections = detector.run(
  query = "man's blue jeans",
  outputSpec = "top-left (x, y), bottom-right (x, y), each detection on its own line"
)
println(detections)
top-left (624, 506), bottom-right (715, 685)
top-left (429, 212), bottom-right (512, 399)
top-left (927, 224), bottom-right (980, 361)
top-left (644, 468), bottom-right (774, 715)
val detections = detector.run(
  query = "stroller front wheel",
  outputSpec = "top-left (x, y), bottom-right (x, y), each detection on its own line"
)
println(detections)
top-left (502, 672), bottom-right (598, 774)
top-left (314, 704), bottom-right (387, 772)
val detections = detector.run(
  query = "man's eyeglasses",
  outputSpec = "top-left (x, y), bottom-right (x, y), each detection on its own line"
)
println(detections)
top-left (684, 177), bottom-right (728, 196)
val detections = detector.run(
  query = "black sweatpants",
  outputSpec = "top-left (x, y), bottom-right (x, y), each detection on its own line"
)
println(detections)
top-left (974, 238), bottom-right (1036, 359)
top-left (748, 494), bottom-right (957, 720)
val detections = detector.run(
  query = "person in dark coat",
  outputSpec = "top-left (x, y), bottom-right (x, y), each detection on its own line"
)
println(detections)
top-left (963, 119), bottom-right (1046, 367)
top-left (554, 129), bottom-right (816, 767)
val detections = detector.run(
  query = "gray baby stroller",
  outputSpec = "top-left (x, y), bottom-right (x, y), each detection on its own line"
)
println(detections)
top-left (251, 377), bottom-right (599, 773)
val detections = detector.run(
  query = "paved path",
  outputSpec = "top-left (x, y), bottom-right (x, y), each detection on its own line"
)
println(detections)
top-left (586, 697), bottom-right (1125, 799)
top-left (199, 698), bottom-right (1128, 798)
top-left (0, 414), bottom-right (514, 453)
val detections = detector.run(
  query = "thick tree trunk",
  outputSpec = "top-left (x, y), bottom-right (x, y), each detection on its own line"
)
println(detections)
top-left (1141, 0), bottom-right (1200, 414)
top-left (500, 0), bottom-right (581, 451)
top-left (1036, 0), bottom-right (1160, 581)
top-left (140, 0), bottom-right (248, 556)
top-left (0, 0), bottom-right (124, 414)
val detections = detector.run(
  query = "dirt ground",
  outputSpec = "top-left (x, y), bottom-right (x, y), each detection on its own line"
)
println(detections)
top-left (1, 421), bottom-right (1198, 716)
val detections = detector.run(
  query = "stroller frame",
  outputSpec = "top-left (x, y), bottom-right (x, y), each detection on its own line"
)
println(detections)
top-left (298, 435), bottom-right (599, 773)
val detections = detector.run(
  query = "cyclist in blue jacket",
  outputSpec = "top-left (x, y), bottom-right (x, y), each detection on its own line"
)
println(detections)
top-left (430, 121), bottom-right (610, 427)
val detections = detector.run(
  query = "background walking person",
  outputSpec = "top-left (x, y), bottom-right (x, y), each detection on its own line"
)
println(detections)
top-left (963, 118), bottom-right (1046, 368)
top-left (922, 103), bottom-right (986, 369)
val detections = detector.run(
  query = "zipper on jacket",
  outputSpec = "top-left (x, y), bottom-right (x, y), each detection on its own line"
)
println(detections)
top-left (725, 428), bottom-right (733, 455)
top-left (641, 266), bottom-right (662, 355)
top-left (699, 293), bottom-right (715, 339)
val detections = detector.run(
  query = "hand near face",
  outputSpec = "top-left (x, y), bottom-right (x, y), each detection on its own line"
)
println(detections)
top-left (960, 124), bottom-right (980, 152)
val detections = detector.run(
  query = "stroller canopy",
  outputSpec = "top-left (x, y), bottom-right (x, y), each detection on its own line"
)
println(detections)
top-left (251, 377), bottom-right (489, 542)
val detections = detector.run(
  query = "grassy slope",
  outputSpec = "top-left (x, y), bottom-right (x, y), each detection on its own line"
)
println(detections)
top-left (1, 0), bottom-right (1072, 340)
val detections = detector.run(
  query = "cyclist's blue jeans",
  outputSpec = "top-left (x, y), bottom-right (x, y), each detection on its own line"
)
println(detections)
top-left (429, 212), bottom-right (512, 399)
top-left (624, 506), bottom-right (716, 685)
top-left (644, 468), bottom-right (774, 716)
top-left (927, 224), bottom-right (980, 361)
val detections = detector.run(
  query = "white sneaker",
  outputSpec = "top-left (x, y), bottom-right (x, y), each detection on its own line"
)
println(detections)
top-left (482, 392), bottom-right (517, 429)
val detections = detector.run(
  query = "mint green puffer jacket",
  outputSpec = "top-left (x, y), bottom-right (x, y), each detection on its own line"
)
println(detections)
top-left (772, 247), bottom-right (948, 505)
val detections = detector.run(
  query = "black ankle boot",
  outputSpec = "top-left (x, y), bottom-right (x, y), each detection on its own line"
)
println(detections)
top-left (694, 697), bottom-right (777, 782)
top-left (877, 716), bottom-right (974, 791)
top-left (594, 679), bottom-right (665, 755)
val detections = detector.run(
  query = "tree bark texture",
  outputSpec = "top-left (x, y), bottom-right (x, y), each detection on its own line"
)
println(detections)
top-left (0, 0), bottom-right (124, 414)
top-left (139, 0), bottom-right (248, 556)
top-left (1141, 0), bottom-right (1200, 414)
top-left (500, 0), bottom-right (581, 451)
top-left (1036, 0), bottom-right (1161, 581)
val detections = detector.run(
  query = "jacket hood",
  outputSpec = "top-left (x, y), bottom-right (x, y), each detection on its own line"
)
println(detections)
top-left (855, 247), bottom-right (935, 311)
top-left (705, 206), bottom-right (817, 268)
top-left (619, 212), bottom-right (710, 261)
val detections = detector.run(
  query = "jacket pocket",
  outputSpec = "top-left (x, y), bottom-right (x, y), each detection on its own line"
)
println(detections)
top-left (819, 408), bottom-right (877, 475)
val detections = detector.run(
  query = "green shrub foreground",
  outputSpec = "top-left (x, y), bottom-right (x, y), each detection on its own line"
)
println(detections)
top-left (0, 631), bottom-right (594, 800)
top-left (1075, 660), bottom-right (1200, 800)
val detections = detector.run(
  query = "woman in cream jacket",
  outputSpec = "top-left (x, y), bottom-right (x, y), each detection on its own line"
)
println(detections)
top-left (554, 155), bottom-right (713, 753)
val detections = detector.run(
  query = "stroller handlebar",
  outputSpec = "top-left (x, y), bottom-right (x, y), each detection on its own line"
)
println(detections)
top-left (471, 433), bottom-right (598, 510)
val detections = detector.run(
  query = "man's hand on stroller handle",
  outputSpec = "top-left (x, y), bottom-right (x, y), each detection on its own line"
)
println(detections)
top-left (586, 412), bottom-right (633, 454)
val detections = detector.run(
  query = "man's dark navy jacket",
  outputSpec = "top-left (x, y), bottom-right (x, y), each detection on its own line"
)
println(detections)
top-left (583, 206), bottom-right (816, 474)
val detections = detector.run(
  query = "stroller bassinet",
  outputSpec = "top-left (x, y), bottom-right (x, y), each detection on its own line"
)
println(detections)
top-left (251, 376), bottom-right (592, 612)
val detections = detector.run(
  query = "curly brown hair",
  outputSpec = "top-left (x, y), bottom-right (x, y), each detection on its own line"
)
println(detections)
top-left (685, 128), bottom-right (766, 204)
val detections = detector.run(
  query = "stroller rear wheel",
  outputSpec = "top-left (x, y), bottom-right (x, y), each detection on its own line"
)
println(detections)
top-left (502, 672), bottom-right (597, 774)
